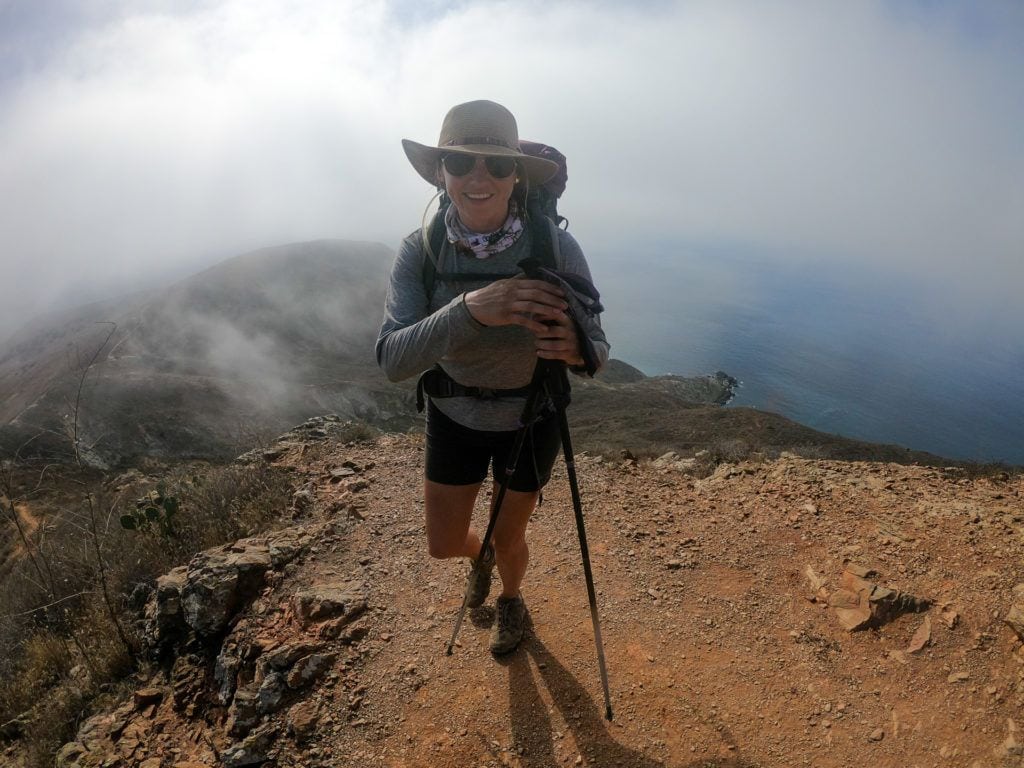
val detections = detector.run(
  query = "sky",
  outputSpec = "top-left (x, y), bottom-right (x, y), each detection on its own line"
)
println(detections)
top-left (1, 0), bottom-right (1023, 343)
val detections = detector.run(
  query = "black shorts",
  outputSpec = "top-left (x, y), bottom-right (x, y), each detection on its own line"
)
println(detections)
top-left (425, 400), bottom-right (562, 492)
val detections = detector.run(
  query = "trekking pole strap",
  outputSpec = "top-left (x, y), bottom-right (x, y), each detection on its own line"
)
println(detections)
top-left (416, 367), bottom-right (537, 412)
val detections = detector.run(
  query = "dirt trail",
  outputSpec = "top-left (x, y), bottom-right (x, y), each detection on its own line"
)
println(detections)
top-left (270, 434), bottom-right (1023, 768)
top-left (1, 497), bottom-right (41, 567)
top-left (47, 431), bottom-right (1024, 768)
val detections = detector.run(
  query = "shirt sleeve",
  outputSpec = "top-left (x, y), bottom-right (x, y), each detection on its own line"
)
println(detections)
top-left (374, 232), bottom-right (485, 382)
top-left (556, 229), bottom-right (610, 375)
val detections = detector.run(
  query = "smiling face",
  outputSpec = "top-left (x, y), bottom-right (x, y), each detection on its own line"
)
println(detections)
top-left (438, 153), bottom-right (518, 233)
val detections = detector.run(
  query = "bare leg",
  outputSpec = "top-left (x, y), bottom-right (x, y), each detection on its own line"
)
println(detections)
top-left (423, 479), bottom-right (485, 560)
top-left (489, 484), bottom-right (540, 599)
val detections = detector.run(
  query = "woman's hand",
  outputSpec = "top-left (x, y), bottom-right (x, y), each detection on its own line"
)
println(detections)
top-left (464, 278), bottom-right (567, 335)
top-left (534, 311), bottom-right (584, 367)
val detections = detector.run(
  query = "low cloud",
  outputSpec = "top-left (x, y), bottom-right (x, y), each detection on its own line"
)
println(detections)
top-left (1, 0), bottom-right (1022, 339)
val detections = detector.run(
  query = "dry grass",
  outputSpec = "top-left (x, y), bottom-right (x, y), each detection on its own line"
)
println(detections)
top-left (0, 458), bottom-right (295, 766)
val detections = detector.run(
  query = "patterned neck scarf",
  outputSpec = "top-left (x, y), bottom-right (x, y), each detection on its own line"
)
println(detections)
top-left (444, 200), bottom-right (524, 259)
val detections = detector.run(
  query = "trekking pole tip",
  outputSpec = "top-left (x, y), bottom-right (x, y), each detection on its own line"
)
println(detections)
top-left (605, 705), bottom-right (613, 721)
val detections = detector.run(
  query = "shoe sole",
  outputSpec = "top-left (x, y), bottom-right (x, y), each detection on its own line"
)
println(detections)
top-left (489, 636), bottom-right (523, 655)
top-left (465, 567), bottom-right (493, 609)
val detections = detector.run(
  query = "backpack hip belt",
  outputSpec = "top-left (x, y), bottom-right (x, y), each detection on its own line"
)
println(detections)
top-left (416, 367), bottom-right (536, 413)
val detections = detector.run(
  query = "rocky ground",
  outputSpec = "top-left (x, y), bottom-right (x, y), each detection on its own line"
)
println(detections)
top-left (48, 418), bottom-right (1024, 767)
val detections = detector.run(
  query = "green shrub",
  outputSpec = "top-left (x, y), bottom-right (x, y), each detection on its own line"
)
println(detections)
top-left (120, 483), bottom-right (179, 537)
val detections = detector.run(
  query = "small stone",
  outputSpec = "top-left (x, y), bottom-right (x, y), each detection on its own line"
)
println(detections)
top-left (947, 671), bottom-right (970, 683)
top-left (868, 728), bottom-right (884, 742)
top-left (1005, 604), bottom-right (1024, 642)
top-left (844, 563), bottom-right (880, 579)
top-left (995, 718), bottom-right (1022, 759)
top-left (907, 615), bottom-right (931, 653)
top-left (287, 700), bottom-right (319, 741)
top-left (134, 687), bottom-right (164, 709)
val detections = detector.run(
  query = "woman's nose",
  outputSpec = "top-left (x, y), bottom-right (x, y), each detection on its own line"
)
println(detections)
top-left (467, 158), bottom-right (490, 180)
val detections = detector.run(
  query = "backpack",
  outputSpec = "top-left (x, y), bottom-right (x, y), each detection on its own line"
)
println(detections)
top-left (421, 141), bottom-right (569, 302)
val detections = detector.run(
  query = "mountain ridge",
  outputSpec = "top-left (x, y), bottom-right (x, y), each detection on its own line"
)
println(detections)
top-left (0, 238), bottom-right (980, 471)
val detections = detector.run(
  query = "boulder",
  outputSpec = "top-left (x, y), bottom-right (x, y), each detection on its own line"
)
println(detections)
top-left (227, 688), bottom-right (260, 737)
top-left (286, 652), bottom-right (336, 689)
top-left (55, 742), bottom-right (89, 768)
top-left (181, 541), bottom-right (273, 636)
top-left (828, 569), bottom-right (931, 631)
top-left (258, 641), bottom-right (322, 676)
top-left (222, 723), bottom-right (279, 767)
top-left (150, 565), bottom-right (188, 640)
top-left (291, 583), bottom-right (367, 628)
top-left (257, 672), bottom-right (287, 714)
top-left (287, 700), bottom-right (319, 742)
top-left (215, 647), bottom-right (241, 705)
top-left (267, 526), bottom-right (313, 568)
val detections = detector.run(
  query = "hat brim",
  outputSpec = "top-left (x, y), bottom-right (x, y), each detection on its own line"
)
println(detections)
top-left (402, 139), bottom-right (559, 188)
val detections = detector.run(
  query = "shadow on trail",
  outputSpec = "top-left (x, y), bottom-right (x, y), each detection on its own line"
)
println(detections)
top-left (495, 634), bottom-right (760, 768)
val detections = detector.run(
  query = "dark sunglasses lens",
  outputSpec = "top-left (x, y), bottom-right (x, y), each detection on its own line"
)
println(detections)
top-left (442, 154), bottom-right (476, 176)
top-left (484, 156), bottom-right (516, 179)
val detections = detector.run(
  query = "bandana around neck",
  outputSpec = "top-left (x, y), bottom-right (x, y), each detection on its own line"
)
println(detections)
top-left (444, 200), bottom-right (525, 259)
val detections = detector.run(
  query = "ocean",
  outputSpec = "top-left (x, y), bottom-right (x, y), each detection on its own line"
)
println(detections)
top-left (595, 247), bottom-right (1024, 465)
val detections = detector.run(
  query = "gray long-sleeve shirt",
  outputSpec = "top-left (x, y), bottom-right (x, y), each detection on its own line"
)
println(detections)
top-left (375, 224), bottom-right (609, 431)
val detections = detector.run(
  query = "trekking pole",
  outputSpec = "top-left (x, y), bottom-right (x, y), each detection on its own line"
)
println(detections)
top-left (541, 359), bottom-right (614, 721)
top-left (445, 372), bottom-right (550, 657)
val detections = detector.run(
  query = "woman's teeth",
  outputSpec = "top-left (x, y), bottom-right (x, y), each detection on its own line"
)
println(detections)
top-left (466, 193), bottom-right (491, 200)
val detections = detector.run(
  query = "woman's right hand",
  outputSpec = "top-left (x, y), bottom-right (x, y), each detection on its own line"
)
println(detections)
top-left (464, 278), bottom-right (568, 335)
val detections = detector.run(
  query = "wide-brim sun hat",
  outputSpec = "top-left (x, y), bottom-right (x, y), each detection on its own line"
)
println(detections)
top-left (402, 100), bottom-right (559, 188)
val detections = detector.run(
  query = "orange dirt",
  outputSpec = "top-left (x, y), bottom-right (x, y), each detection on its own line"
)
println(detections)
top-left (55, 433), bottom-right (1024, 767)
top-left (252, 436), bottom-right (1024, 766)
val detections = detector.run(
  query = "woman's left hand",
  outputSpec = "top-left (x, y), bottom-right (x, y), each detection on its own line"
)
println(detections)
top-left (534, 311), bottom-right (584, 367)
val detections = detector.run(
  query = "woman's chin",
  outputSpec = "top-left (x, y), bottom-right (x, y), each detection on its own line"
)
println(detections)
top-left (459, 208), bottom-right (506, 234)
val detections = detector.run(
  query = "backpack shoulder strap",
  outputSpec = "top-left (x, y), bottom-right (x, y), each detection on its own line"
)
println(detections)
top-left (423, 200), bottom-right (558, 302)
top-left (525, 202), bottom-right (559, 271)
top-left (547, 216), bottom-right (563, 269)
top-left (422, 206), bottom-right (447, 302)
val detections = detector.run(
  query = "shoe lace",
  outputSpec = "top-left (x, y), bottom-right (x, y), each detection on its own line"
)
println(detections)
top-left (498, 598), bottom-right (521, 630)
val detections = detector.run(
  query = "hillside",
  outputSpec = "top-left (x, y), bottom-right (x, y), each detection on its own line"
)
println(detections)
top-left (0, 239), bottom-right (963, 472)
top-left (34, 420), bottom-right (1024, 768)
top-left (0, 240), bottom-right (406, 464)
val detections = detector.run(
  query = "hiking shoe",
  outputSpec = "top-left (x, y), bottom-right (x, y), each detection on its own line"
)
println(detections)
top-left (465, 543), bottom-right (496, 609)
top-left (490, 594), bottom-right (527, 655)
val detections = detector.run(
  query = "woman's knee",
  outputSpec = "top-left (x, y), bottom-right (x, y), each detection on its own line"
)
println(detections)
top-left (493, 530), bottom-right (527, 558)
top-left (426, 536), bottom-right (463, 560)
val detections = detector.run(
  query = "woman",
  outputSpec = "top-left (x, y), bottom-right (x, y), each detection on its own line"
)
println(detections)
top-left (376, 100), bottom-right (608, 655)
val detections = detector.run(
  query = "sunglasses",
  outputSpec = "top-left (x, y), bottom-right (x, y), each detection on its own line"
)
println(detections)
top-left (441, 153), bottom-right (517, 179)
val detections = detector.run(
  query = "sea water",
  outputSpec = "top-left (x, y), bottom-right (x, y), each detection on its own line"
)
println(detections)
top-left (596, 248), bottom-right (1024, 465)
